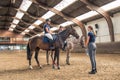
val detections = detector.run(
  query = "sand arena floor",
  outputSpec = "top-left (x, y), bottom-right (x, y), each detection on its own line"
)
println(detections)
top-left (0, 50), bottom-right (120, 80)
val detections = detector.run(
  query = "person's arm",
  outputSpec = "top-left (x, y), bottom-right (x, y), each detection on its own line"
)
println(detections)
top-left (85, 36), bottom-right (90, 47)
top-left (45, 27), bottom-right (52, 34)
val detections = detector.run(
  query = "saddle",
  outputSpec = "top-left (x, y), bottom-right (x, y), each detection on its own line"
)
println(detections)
top-left (43, 34), bottom-right (57, 43)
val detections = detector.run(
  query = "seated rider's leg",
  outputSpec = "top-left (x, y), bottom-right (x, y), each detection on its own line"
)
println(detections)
top-left (45, 33), bottom-right (54, 49)
top-left (49, 39), bottom-right (54, 49)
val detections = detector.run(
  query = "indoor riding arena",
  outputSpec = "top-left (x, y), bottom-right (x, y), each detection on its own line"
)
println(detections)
top-left (0, 0), bottom-right (120, 80)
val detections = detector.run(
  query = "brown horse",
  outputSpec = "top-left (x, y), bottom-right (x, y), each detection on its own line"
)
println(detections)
top-left (26, 26), bottom-right (79, 69)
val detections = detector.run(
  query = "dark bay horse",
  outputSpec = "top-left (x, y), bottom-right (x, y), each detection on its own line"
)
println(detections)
top-left (26, 26), bottom-right (79, 69)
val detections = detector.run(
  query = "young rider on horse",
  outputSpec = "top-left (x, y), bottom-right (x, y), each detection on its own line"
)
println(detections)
top-left (43, 19), bottom-right (54, 49)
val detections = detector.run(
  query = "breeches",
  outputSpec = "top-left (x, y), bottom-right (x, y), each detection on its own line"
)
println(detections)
top-left (88, 42), bottom-right (97, 70)
top-left (44, 33), bottom-right (53, 40)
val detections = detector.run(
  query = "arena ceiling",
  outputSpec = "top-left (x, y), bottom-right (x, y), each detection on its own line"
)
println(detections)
top-left (0, 0), bottom-right (120, 38)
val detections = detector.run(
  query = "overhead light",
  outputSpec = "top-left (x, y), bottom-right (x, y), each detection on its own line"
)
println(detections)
top-left (10, 24), bottom-right (16, 28)
top-left (20, 0), bottom-right (32, 11)
top-left (41, 11), bottom-right (55, 19)
top-left (21, 32), bottom-right (25, 35)
top-left (60, 21), bottom-right (74, 27)
top-left (9, 28), bottom-right (14, 31)
top-left (50, 27), bottom-right (58, 31)
top-left (24, 29), bottom-right (30, 32)
top-left (54, 0), bottom-right (77, 11)
top-left (12, 19), bottom-right (20, 24)
top-left (15, 11), bottom-right (24, 19)
top-left (101, 0), bottom-right (120, 11)
top-left (28, 25), bottom-right (35, 29)
top-left (37, 32), bottom-right (44, 36)
top-left (34, 20), bottom-right (43, 25)
top-left (76, 11), bottom-right (98, 21)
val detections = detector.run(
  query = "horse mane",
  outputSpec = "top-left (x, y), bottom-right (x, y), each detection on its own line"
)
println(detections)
top-left (58, 29), bottom-right (67, 35)
top-left (58, 26), bottom-right (71, 36)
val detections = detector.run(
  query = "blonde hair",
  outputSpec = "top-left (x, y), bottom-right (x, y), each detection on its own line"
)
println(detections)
top-left (88, 26), bottom-right (96, 36)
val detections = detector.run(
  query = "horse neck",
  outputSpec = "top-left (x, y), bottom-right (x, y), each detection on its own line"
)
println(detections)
top-left (59, 29), bottom-right (70, 41)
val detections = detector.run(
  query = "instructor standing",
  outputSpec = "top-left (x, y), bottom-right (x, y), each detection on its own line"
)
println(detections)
top-left (85, 26), bottom-right (97, 74)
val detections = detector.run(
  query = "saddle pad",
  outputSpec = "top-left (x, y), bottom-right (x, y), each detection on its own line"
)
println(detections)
top-left (43, 34), bottom-right (57, 43)
top-left (43, 36), bottom-right (49, 43)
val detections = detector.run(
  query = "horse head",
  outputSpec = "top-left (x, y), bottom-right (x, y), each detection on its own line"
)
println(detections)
top-left (68, 26), bottom-right (79, 39)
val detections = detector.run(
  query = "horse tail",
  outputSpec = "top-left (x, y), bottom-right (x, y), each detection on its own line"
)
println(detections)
top-left (27, 43), bottom-right (31, 60)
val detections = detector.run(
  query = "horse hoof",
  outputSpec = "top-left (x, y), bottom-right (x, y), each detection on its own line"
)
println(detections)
top-left (39, 65), bottom-right (42, 69)
top-left (58, 67), bottom-right (60, 70)
top-left (67, 63), bottom-right (70, 65)
top-left (47, 63), bottom-right (50, 65)
top-left (29, 65), bottom-right (33, 69)
top-left (39, 67), bottom-right (42, 69)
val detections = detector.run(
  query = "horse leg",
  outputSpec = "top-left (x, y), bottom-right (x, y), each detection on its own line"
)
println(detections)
top-left (34, 49), bottom-right (42, 69)
top-left (53, 50), bottom-right (57, 69)
top-left (66, 49), bottom-right (70, 65)
top-left (56, 48), bottom-right (60, 69)
top-left (51, 51), bottom-right (54, 64)
top-left (29, 51), bottom-right (33, 69)
top-left (46, 50), bottom-right (49, 65)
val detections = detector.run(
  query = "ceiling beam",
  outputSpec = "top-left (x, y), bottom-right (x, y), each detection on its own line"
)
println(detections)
top-left (11, 23), bottom-right (40, 35)
top-left (14, 28), bottom-right (23, 33)
top-left (11, 23), bottom-right (25, 30)
top-left (0, 30), bottom-right (23, 38)
top-left (13, 27), bottom-right (35, 37)
top-left (13, 17), bottom-right (43, 30)
top-left (25, 33), bottom-right (33, 37)
top-left (80, 0), bottom-right (115, 42)
top-left (0, 15), bottom-right (52, 30)
top-left (31, 0), bottom-right (87, 40)
top-left (29, 30), bottom-right (38, 35)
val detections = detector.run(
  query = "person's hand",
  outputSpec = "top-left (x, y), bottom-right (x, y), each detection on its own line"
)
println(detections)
top-left (49, 31), bottom-right (52, 34)
top-left (84, 45), bottom-right (87, 48)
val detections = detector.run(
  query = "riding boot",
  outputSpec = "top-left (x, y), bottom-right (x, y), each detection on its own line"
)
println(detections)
top-left (89, 68), bottom-right (97, 74)
top-left (49, 39), bottom-right (54, 49)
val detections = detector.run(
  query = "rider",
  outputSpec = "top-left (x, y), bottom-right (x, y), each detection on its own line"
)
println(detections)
top-left (43, 18), bottom-right (54, 49)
